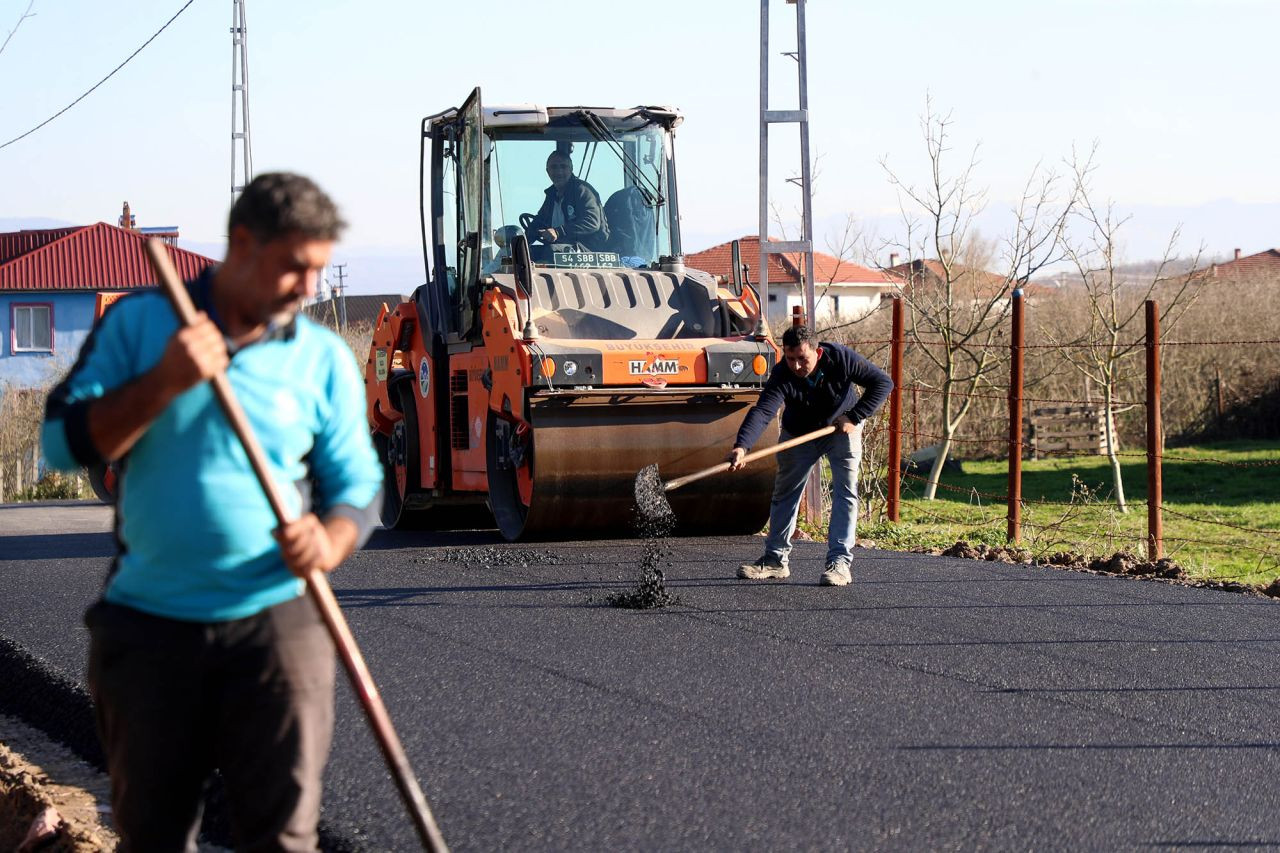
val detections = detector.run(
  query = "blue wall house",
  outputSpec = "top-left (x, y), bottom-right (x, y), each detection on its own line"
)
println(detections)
top-left (0, 222), bottom-right (216, 392)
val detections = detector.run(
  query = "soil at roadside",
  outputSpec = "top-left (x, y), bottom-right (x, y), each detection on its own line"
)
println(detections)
top-left (0, 716), bottom-right (116, 851)
top-left (893, 539), bottom-right (1280, 599)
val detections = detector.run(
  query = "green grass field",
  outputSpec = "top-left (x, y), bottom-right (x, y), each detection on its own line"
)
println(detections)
top-left (861, 440), bottom-right (1280, 585)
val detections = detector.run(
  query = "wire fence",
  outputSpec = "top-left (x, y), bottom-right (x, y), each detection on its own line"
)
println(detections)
top-left (817, 295), bottom-right (1280, 582)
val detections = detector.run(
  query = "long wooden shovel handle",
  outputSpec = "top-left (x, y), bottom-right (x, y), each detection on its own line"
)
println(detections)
top-left (144, 240), bottom-right (449, 853)
top-left (662, 424), bottom-right (838, 493)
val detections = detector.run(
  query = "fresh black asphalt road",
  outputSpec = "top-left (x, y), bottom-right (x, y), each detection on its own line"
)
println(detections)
top-left (3, 502), bottom-right (1280, 850)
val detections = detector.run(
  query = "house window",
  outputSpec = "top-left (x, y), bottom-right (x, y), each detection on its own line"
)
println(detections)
top-left (12, 303), bottom-right (53, 353)
top-left (768, 293), bottom-right (778, 302)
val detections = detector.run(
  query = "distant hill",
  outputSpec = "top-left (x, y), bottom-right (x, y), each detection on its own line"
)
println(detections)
top-left (0, 217), bottom-right (76, 232)
top-left (1033, 256), bottom-right (1206, 288)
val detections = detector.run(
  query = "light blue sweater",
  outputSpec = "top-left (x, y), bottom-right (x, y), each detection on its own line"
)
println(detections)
top-left (43, 275), bottom-right (382, 622)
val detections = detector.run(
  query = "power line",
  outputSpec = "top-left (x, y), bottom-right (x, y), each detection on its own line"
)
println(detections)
top-left (0, 0), bottom-right (198, 151)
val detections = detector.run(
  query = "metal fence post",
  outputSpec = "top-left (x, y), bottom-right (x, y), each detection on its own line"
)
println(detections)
top-left (887, 297), bottom-right (904, 521)
top-left (1152, 298), bottom-right (1162, 558)
top-left (1008, 289), bottom-right (1024, 543)
top-left (1146, 300), bottom-right (1163, 559)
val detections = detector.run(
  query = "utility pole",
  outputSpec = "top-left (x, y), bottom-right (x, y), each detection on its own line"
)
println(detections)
top-left (758, 0), bottom-right (815, 334)
top-left (230, 0), bottom-right (253, 205)
top-left (760, 0), bottom-right (821, 524)
top-left (333, 263), bottom-right (348, 330)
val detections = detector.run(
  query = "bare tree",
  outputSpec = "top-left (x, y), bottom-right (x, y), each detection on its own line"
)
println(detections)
top-left (768, 198), bottom-right (882, 339)
top-left (0, 1), bottom-right (37, 59)
top-left (882, 100), bottom-right (1078, 500)
top-left (1045, 153), bottom-right (1205, 511)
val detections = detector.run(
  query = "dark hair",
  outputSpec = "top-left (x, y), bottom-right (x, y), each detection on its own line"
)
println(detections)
top-left (228, 172), bottom-right (346, 242)
top-left (781, 325), bottom-right (816, 349)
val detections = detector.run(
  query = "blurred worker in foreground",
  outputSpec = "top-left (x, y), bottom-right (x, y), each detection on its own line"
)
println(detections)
top-left (728, 325), bottom-right (892, 586)
top-left (42, 173), bottom-right (382, 850)
top-left (526, 149), bottom-right (609, 253)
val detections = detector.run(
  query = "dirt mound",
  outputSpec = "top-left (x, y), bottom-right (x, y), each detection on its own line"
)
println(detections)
top-left (922, 541), bottom-right (1277, 598)
top-left (937, 541), bottom-right (1032, 563)
top-left (1, 718), bottom-right (116, 852)
top-left (1064, 550), bottom-right (1185, 579)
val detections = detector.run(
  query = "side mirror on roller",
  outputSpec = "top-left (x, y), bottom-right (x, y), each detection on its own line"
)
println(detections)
top-left (511, 233), bottom-right (539, 341)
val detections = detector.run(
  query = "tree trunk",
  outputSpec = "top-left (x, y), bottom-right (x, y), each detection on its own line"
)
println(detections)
top-left (1103, 385), bottom-right (1127, 513)
top-left (922, 433), bottom-right (954, 501)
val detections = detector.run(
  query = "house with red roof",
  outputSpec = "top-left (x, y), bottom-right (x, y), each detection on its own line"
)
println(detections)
top-left (883, 255), bottom-right (1010, 303)
top-left (686, 236), bottom-right (900, 328)
top-left (1206, 247), bottom-right (1280, 282)
top-left (0, 219), bottom-right (216, 389)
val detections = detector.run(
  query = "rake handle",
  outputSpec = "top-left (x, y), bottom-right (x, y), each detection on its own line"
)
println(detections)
top-left (662, 424), bottom-right (838, 493)
top-left (144, 240), bottom-right (448, 852)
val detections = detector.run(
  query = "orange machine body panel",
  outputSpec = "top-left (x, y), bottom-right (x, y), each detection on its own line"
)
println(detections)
top-left (446, 350), bottom-right (490, 492)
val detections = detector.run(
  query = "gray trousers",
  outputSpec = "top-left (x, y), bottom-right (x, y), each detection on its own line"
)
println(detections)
top-left (86, 594), bottom-right (335, 852)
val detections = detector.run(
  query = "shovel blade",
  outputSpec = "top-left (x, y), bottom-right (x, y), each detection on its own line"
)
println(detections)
top-left (634, 464), bottom-right (677, 532)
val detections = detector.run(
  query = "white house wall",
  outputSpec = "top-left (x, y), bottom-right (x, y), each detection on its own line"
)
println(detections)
top-left (764, 283), bottom-right (892, 327)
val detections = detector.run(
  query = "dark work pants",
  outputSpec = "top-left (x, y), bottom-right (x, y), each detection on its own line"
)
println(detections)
top-left (86, 595), bottom-right (336, 853)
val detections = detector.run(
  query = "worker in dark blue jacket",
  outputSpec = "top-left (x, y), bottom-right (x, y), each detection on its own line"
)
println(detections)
top-left (729, 324), bottom-right (892, 586)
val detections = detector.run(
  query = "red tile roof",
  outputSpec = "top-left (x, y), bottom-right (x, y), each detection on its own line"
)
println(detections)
top-left (687, 236), bottom-right (896, 285)
top-left (0, 227), bottom-right (80, 265)
top-left (0, 222), bottom-right (216, 291)
top-left (885, 258), bottom-right (1008, 299)
top-left (1208, 248), bottom-right (1280, 281)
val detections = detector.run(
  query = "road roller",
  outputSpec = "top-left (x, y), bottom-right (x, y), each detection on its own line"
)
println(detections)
top-left (365, 88), bottom-right (780, 540)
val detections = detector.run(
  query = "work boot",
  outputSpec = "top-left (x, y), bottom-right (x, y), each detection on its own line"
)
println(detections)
top-left (820, 560), bottom-right (852, 586)
top-left (738, 554), bottom-right (790, 580)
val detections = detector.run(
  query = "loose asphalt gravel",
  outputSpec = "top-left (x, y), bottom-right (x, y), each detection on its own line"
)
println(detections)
top-left (3, 501), bottom-right (1280, 850)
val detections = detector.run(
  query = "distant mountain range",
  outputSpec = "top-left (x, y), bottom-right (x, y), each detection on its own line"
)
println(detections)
top-left (686, 199), bottom-right (1280, 274)
top-left (7, 196), bottom-right (1274, 295)
top-left (0, 217), bottom-right (77, 232)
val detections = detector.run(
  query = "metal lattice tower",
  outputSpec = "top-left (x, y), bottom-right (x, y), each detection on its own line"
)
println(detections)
top-left (760, 0), bottom-right (821, 520)
top-left (758, 0), bottom-right (814, 333)
top-left (230, 0), bottom-right (254, 204)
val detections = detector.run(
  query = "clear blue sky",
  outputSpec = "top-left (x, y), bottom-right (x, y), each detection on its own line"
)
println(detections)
top-left (3, 0), bottom-right (1276, 292)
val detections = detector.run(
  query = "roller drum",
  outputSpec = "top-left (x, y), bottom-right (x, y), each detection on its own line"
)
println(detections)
top-left (488, 389), bottom-right (778, 540)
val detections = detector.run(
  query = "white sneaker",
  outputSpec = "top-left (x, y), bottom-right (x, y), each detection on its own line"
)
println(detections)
top-left (820, 561), bottom-right (852, 586)
top-left (738, 554), bottom-right (790, 580)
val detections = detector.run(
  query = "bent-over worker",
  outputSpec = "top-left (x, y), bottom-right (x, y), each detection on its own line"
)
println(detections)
top-left (42, 173), bottom-right (382, 850)
top-left (729, 325), bottom-right (892, 586)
